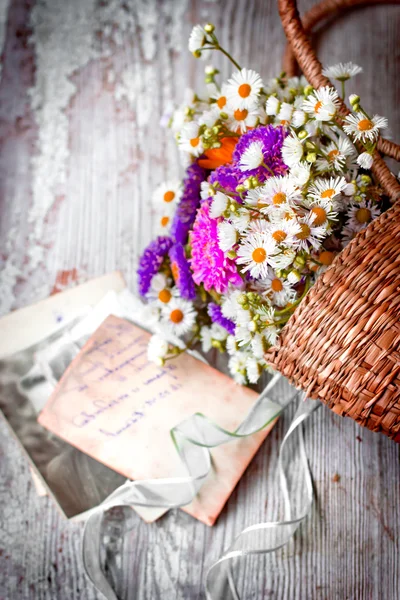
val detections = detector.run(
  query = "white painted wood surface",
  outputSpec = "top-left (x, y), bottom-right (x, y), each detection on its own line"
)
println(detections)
top-left (0, 0), bottom-right (399, 598)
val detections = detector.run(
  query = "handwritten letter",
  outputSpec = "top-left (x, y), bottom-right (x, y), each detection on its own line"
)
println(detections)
top-left (38, 315), bottom-right (277, 525)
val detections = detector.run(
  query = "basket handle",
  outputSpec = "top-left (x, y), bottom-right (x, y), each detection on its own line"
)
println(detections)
top-left (282, 0), bottom-right (400, 164)
top-left (278, 0), bottom-right (400, 200)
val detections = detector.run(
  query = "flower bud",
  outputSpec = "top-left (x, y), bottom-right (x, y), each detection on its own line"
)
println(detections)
top-left (204, 23), bottom-right (215, 33)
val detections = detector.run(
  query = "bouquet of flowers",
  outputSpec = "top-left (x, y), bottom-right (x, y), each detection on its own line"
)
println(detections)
top-left (137, 22), bottom-right (392, 387)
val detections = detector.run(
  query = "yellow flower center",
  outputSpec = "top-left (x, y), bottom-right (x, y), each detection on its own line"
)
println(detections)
top-left (272, 192), bottom-right (286, 205)
top-left (190, 137), bottom-right (200, 147)
top-left (321, 188), bottom-right (335, 198)
top-left (296, 223), bottom-right (311, 240)
top-left (280, 120), bottom-right (289, 126)
top-left (314, 100), bottom-right (323, 113)
top-left (234, 108), bottom-right (248, 121)
top-left (272, 230), bottom-right (287, 243)
top-left (328, 149), bottom-right (339, 161)
top-left (319, 251), bottom-right (335, 266)
top-left (357, 119), bottom-right (374, 131)
top-left (158, 289), bottom-right (172, 303)
top-left (163, 190), bottom-right (175, 203)
top-left (217, 96), bottom-right (227, 109)
top-left (271, 278), bottom-right (283, 292)
top-left (252, 247), bottom-right (267, 263)
top-left (356, 207), bottom-right (371, 223)
top-left (160, 216), bottom-right (170, 227)
top-left (170, 309), bottom-right (184, 324)
top-left (311, 206), bottom-right (327, 226)
top-left (238, 83), bottom-right (251, 98)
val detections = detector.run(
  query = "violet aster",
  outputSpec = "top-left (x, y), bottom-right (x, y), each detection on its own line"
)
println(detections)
top-left (208, 302), bottom-right (235, 335)
top-left (232, 125), bottom-right (287, 180)
top-left (170, 162), bottom-right (207, 244)
top-left (137, 236), bottom-right (173, 296)
top-left (209, 163), bottom-right (247, 195)
top-left (190, 201), bottom-right (242, 294)
top-left (169, 243), bottom-right (196, 300)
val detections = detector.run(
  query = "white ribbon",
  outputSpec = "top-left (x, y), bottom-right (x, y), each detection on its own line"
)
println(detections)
top-left (81, 375), bottom-right (319, 599)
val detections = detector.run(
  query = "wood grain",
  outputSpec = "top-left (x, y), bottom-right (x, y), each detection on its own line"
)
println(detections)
top-left (0, 0), bottom-right (399, 598)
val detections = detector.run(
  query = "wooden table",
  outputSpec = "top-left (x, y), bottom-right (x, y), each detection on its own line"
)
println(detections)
top-left (0, 0), bottom-right (399, 598)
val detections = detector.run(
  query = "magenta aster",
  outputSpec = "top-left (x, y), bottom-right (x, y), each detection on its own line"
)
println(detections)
top-left (190, 202), bottom-right (242, 294)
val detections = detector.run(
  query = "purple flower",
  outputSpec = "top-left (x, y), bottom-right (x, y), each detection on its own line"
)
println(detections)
top-left (137, 236), bottom-right (173, 296)
top-left (209, 163), bottom-right (247, 195)
top-left (232, 125), bottom-right (287, 179)
top-left (171, 162), bottom-right (207, 244)
top-left (190, 201), bottom-right (242, 294)
top-left (208, 303), bottom-right (235, 335)
top-left (169, 243), bottom-right (196, 300)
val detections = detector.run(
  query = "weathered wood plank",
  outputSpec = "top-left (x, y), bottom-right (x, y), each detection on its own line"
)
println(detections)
top-left (0, 0), bottom-right (399, 598)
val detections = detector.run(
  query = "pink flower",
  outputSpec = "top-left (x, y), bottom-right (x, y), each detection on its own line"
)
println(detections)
top-left (190, 202), bottom-right (242, 294)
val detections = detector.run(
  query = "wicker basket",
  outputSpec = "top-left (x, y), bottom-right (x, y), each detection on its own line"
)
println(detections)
top-left (264, 0), bottom-right (400, 440)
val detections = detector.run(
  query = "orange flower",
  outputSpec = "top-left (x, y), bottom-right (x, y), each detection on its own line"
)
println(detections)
top-left (198, 137), bottom-right (238, 170)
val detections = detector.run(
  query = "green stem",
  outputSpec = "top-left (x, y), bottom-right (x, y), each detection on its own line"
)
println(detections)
top-left (341, 80), bottom-right (346, 100)
top-left (215, 45), bottom-right (242, 70)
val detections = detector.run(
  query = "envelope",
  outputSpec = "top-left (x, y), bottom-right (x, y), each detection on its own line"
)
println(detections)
top-left (38, 315), bottom-right (278, 525)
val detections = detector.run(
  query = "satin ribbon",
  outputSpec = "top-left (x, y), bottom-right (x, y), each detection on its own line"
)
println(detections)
top-left (81, 374), bottom-right (319, 599)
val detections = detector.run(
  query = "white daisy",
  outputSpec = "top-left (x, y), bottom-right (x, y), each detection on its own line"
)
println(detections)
top-left (179, 121), bottom-right (204, 156)
top-left (281, 133), bottom-right (304, 167)
top-left (290, 161), bottom-right (311, 186)
top-left (235, 324), bottom-right (253, 347)
top-left (302, 86), bottom-right (340, 121)
top-left (343, 112), bottom-right (388, 143)
top-left (200, 180), bottom-right (216, 201)
top-left (277, 102), bottom-right (294, 125)
top-left (188, 25), bottom-right (212, 60)
top-left (308, 176), bottom-right (347, 202)
top-left (226, 334), bottom-right (238, 356)
top-left (221, 290), bottom-right (243, 320)
top-left (161, 298), bottom-right (196, 337)
top-left (155, 204), bottom-right (175, 235)
top-left (146, 273), bottom-right (175, 305)
top-left (264, 218), bottom-right (301, 247)
top-left (259, 268), bottom-right (297, 306)
top-left (147, 334), bottom-right (169, 365)
top-left (209, 83), bottom-right (230, 113)
top-left (269, 247), bottom-right (296, 270)
top-left (226, 105), bottom-right (264, 134)
top-left (292, 109), bottom-right (307, 128)
top-left (251, 333), bottom-right (268, 359)
top-left (256, 175), bottom-right (301, 212)
top-left (226, 68), bottom-right (264, 110)
top-left (230, 208), bottom-right (251, 232)
top-left (293, 213), bottom-right (327, 251)
top-left (239, 141), bottom-right (264, 171)
top-left (246, 356), bottom-right (262, 384)
top-left (200, 324), bottom-right (228, 352)
top-left (258, 307), bottom-right (279, 345)
top-left (266, 96), bottom-right (280, 116)
top-left (346, 200), bottom-right (380, 231)
top-left (236, 232), bottom-right (276, 278)
top-left (315, 137), bottom-right (357, 173)
top-left (308, 197), bottom-right (340, 227)
top-left (322, 62), bottom-right (362, 81)
top-left (218, 221), bottom-right (238, 252)
top-left (152, 181), bottom-right (182, 206)
top-left (228, 351), bottom-right (249, 385)
top-left (357, 152), bottom-right (374, 169)
top-left (188, 25), bottom-right (207, 52)
top-left (210, 191), bottom-right (230, 218)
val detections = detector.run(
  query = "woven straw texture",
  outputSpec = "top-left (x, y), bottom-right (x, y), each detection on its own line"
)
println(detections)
top-left (264, 0), bottom-right (400, 440)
